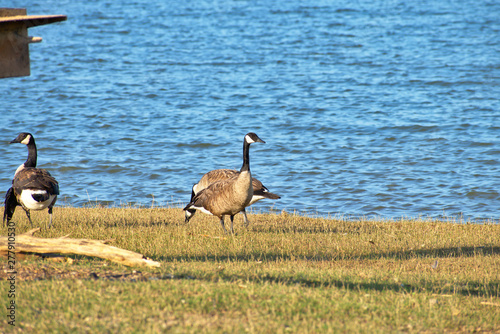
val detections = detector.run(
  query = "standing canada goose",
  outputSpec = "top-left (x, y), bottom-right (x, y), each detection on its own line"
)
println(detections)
top-left (3, 133), bottom-right (59, 228)
top-left (183, 133), bottom-right (265, 234)
top-left (184, 169), bottom-right (280, 225)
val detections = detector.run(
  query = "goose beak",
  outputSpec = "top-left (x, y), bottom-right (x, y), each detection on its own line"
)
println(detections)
top-left (10, 134), bottom-right (23, 144)
top-left (254, 135), bottom-right (266, 144)
top-left (10, 133), bottom-right (31, 145)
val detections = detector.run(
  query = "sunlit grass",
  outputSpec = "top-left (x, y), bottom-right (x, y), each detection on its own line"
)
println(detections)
top-left (1, 207), bottom-right (499, 333)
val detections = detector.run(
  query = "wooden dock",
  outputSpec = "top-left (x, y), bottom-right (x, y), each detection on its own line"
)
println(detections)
top-left (0, 8), bottom-right (66, 78)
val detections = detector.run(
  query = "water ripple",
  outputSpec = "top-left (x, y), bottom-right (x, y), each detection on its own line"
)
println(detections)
top-left (1, 0), bottom-right (499, 222)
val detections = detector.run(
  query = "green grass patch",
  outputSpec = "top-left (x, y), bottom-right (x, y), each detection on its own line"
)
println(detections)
top-left (1, 207), bottom-right (499, 333)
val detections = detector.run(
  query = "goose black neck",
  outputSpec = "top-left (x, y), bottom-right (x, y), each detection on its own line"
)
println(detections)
top-left (240, 139), bottom-right (251, 173)
top-left (25, 141), bottom-right (37, 168)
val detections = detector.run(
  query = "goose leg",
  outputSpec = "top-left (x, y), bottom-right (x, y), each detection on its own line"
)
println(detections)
top-left (48, 207), bottom-right (54, 228)
top-left (242, 209), bottom-right (251, 227)
top-left (229, 215), bottom-right (236, 234)
top-left (219, 216), bottom-right (229, 233)
top-left (24, 209), bottom-right (34, 227)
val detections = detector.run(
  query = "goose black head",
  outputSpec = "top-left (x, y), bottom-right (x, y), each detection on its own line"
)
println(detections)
top-left (10, 132), bottom-right (34, 145)
top-left (244, 133), bottom-right (266, 144)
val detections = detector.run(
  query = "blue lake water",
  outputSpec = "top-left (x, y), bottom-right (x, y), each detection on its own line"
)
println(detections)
top-left (1, 0), bottom-right (499, 222)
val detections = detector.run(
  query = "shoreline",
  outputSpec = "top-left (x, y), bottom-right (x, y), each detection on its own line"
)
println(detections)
top-left (26, 205), bottom-right (500, 225)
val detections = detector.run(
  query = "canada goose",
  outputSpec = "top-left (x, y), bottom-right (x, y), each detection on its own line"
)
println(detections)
top-left (183, 133), bottom-right (265, 233)
top-left (184, 169), bottom-right (280, 225)
top-left (3, 133), bottom-right (59, 228)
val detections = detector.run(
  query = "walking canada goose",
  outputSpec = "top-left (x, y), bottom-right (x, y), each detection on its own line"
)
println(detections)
top-left (3, 133), bottom-right (60, 228)
top-left (183, 133), bottom-right (265, 234)
top-left (184, 169), bottom-right (280, 225)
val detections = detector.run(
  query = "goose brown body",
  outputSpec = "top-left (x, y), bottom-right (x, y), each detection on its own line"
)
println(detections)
top-left (185, 168), bottom-right (280, 224)
top-left (183, 133), bottom-right (265, 233)
top-left (193, 170), bottom-right (253, 217)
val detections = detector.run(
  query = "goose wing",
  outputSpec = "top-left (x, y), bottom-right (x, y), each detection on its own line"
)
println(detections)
top-left (13, 168), bottom-right (59, 195)
top-left (185, 178), bottom-right (236, 213)
top-left (197, 169), bottom-right (239, 189)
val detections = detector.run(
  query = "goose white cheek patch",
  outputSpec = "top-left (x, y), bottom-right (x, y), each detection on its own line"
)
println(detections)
top-left (193, 183), bottom-right (202, 194)
top-left (245, 135), bottom-right (256, 144)
top-left (248, 195), bottom-right (266, 205)
top-left (196, 206), bottom-right (214, 216)
top-left (21, 135), bottom-right (31, 145)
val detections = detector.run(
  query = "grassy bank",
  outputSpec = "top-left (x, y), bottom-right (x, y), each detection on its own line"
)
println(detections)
top-left (1, 207), bottom-right (499, 333)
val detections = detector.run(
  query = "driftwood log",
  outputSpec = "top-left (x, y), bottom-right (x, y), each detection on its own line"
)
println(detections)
top-left (0, 228), bottom-right (160, 267)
